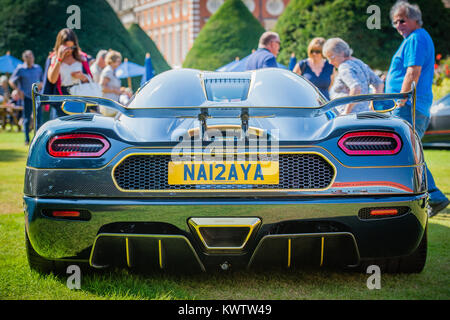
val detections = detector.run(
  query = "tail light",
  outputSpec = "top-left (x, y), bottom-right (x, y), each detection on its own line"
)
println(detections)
top-left (369, 209), bottom-right (399, 216)
top-left (338, 131), bottom-right (401, 155)
top-left (42, 209), bottom-right (91, 221)
top-left (51, 210), bottom-right (81, 217)
top-left (48, 133), bottom-right (110, 157)
top-left (358, 207), bottom-right (409, 219)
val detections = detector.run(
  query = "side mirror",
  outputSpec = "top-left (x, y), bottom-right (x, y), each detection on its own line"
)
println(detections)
top-left (62, 100), bottom-right (87, 114)
top-left (370, 99), bottom-right (398, 113)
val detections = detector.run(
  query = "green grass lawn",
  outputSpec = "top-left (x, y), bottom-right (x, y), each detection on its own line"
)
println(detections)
top-left (0, 131), bottom-right (449, 300)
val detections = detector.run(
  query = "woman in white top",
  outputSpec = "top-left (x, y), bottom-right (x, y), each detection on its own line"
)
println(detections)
top-left (45, 28), bottom-right (92, 118)
top-left (47, 28), bottom-right (91, 94)
top-left (323, 38), bottom-right (384, 114)
top-left (99, 50), bottom-right (131, 116)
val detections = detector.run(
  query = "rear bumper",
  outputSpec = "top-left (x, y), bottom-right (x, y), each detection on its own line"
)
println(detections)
top-left (24, 194), bottom-right (428, 271)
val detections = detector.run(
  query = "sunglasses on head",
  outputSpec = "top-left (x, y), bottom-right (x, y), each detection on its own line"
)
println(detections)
top-left (392, 19), bottom-right (406, 27)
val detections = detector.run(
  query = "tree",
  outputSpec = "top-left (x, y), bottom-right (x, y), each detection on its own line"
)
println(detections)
top-left (274, 0), bottom-right (450, 70)
top-left (182, 0), bottom-right (265, 70)
top-left (127, 23), bottom-right (171, 75)
top-left (0, 0), bottom-right (146, 68)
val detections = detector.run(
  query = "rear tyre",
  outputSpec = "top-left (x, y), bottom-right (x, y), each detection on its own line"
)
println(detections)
top-left (357, 225), bottom-right (427, 274)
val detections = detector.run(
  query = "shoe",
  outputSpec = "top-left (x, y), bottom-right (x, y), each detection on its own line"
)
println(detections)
top-left (429, 198), bottom-right (450, 217)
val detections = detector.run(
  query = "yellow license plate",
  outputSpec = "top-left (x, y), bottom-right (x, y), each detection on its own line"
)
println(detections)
top-left (168, 161), bottom-right (279, 185)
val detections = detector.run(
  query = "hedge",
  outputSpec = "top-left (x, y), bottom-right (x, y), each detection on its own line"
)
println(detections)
top-left (274, 0), bottom-right (450, 70)
top-left (182, 0), bottom-right (265, 70)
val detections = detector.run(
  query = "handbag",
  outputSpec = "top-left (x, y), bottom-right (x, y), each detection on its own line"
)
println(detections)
top-left (69, 75), bottom-right (102, 97)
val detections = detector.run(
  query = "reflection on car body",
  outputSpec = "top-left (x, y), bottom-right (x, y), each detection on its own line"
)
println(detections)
top-left (423, 93), bottom-right (450, 148)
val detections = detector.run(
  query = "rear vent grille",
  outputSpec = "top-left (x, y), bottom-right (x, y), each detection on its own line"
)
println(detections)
top-left (60, 114), bottom-right (95, 121)
top-left (203, 78), bottom-right (251, 102)
top-left (113, 153), bottom-right (335, 191)
top-left (356, 112), bottom-right (390, 119)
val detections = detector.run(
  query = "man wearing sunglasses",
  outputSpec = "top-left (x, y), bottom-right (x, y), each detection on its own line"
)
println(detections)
top-left (385, 1), bottom-right (449, 217)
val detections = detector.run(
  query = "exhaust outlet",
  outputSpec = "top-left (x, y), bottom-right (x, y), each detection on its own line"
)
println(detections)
top-left (188, 217), bottom-right (261, 251)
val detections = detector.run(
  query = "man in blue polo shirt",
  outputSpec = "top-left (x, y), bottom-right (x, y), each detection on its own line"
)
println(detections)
top-left (9, 50), bottom-right (43, 145)
top-left (245, 31), bottom-right (280, 70)
top-left (386, 1), bottom-right (448, 216)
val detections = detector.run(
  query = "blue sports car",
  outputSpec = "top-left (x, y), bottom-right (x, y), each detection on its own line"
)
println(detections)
top-left (24, 68), bottom-right (428, 274)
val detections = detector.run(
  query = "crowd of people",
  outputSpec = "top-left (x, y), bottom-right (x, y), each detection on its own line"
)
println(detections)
top-left (0, 1), bottom-right (447, 215)
top-left (0, 28), bottom-right (131, 142)
top-left (245, 32), bottom-right (385, 113)
top-left (244, 1), bottom-right (448, 216)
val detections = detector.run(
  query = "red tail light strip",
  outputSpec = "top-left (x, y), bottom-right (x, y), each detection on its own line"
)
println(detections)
top-left (52, 210), bottom-right (81, 217)
top-left (332, 181), bottom-right (413, 193)
top-left (370, 209), bottom-right (399, 216)
top-left (338, 131), bottom-right (402, 155)
top-left (48, 133), bottom-right (110, 157)
top-left (42, 209), bottom-right (91, 221)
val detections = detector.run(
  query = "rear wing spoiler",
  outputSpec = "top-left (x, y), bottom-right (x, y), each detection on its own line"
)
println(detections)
top-left (32, 82), bottom-right (416, 134)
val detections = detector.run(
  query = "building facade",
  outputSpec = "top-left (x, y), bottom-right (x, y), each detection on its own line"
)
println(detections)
top-left (107, 0), bottom-right (290, 67)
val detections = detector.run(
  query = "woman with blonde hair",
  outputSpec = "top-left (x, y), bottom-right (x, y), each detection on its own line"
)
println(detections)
top-left (293, 37), bottom-right (334, 99)
top-left (99, 50), bottom-right (131, 116)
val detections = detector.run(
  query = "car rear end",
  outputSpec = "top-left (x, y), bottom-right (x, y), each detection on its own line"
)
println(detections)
top-left (24, 114), bottom-right (428, 273)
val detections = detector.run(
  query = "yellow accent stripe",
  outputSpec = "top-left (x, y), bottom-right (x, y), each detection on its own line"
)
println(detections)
top-left (320, 237), bottom-right (324, 267)
top-left (158, 240), bottom-right (163, 269)
top-left (287, 238), bottom-right (291, 268)
top-left (126, 237), bottom-right (131, 268)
